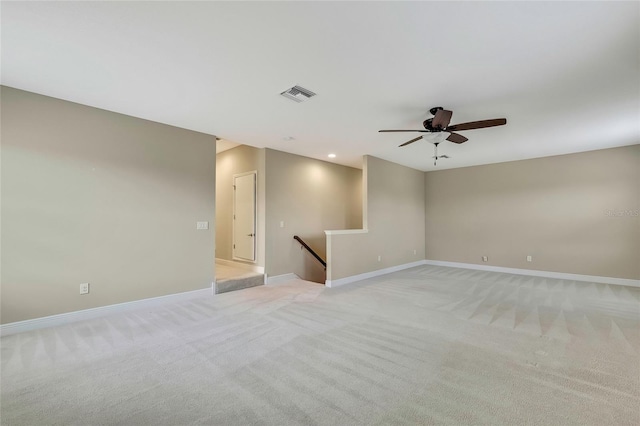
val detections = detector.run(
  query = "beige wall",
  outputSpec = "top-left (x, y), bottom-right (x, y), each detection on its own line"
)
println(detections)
top-left (265, 149), bottom-right (362, 282)
top-left (326, 156), bottom-right (426, 281)
top-left (1, 87), bottom-right (216, 324)
top-left (215, 145), bottom-right (265, 267)
top-left (425, 145), bottom-right (640, 280)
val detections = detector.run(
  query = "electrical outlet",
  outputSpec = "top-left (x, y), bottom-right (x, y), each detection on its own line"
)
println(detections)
top-left (482, 256), bottom-right (488, 262)
top-left (196, 221), bottom-right (209, 230)
top-left (79, 283), bottom-right (89, 295)
top-left (377, 255), bottom-right (381, 262)
top-left (413, 249), bottom-right (417, 255)
top-left (527, 255), bottom-right (533, 262)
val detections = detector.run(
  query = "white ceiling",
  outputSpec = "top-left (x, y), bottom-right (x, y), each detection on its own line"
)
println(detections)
top-left (2, 1), bottom-right (639, 171)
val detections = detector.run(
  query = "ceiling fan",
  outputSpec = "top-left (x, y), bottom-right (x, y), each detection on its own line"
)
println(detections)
top-left (379, 107), bottom-right (507, 147)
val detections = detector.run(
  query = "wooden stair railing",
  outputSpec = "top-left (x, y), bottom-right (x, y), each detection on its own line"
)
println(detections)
top-left (293, 236), bottom-right (326, 270)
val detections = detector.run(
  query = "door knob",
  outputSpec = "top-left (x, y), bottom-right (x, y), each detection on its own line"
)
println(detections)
top-left (247, 233), bottom-right (255, 237)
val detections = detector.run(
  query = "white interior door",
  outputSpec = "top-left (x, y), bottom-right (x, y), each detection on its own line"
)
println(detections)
top-left (233, 172), bottom-right (256, 262)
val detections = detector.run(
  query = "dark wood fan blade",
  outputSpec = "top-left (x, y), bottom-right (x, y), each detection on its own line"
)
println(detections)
top-left (379, 130), bottom-right (428, 133)
top-left (447, 118), bottom-right (506, 132)
top-left (399, 136), bottom-right (423, 147)
top-left (432, 109), bottom-right (452, 129)
top-left (446, 132), bottom-right (468, 144)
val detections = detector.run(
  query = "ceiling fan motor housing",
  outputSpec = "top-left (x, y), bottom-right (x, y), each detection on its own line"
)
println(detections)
top-left (424, 107), bottom-right (446, 131)
top-left (423, 118), bottom-right (440, 132)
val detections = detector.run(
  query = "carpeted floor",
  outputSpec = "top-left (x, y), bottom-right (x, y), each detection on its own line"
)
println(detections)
top-left (1, 265), bottom-right (639, 425)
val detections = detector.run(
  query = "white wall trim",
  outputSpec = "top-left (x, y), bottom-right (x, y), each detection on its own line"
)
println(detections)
top-left (324, 229), bottom-right (368, 235)
top-left (7, 261), bottom-right (633, 337)
top-left (216, 258), bottom-right (265, 274)
top-left (424, 260), bottom-right (640, 288)
top-left (265, 273), bottom-right (300, 285)
top-left (325, 260), bottom-right (427, 288)
top-left (0, 288), bottom-right (211, 337)
top-left (325, 259), bottom-right (640, 288)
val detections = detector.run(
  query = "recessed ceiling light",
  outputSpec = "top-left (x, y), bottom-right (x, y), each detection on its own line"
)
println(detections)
top-left (283, 136), bottom-right (295, 141)
top-left (328, 153), bottom-right (336, 158)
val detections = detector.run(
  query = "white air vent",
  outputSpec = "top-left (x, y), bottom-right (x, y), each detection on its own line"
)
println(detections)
top-left (280, 85), bottom-right (317, 103)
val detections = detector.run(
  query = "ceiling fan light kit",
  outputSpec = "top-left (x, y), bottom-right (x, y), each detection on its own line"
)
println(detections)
top-left (379, 107), bottom-right (507, 165)
top-left (421, 132), bottom-right (448, 144)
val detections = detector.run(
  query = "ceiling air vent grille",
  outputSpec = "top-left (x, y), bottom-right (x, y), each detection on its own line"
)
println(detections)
top-left (280, 85), bottom-right (317, 103)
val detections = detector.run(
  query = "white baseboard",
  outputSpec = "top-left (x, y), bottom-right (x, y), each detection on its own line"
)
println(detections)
top-left (266, 273), bottom-right (300, 285)
top-left (325, 259), bottom-right (639, 288)
top-left (424, 260), bottom-right (640, 288)
top-left (6, 261), bottom-right (633, 337)
top-left (326, 260), bottom-right (427, 288)
top-left (0, 287), bottom-right (212, 337)
top-left (216, 258), bottom-right (265, 274)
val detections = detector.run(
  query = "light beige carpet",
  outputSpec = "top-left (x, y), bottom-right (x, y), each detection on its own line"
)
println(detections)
top-left (1, 265), bottom-right (639, 425)
top-left (215, 263), bottom-right (258, 281)
top-left (215, 263), bottom-right (264, 294)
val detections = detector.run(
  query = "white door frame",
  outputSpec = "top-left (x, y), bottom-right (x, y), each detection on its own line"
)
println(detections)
top-left (232, 170), bottom-right (257, 263)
